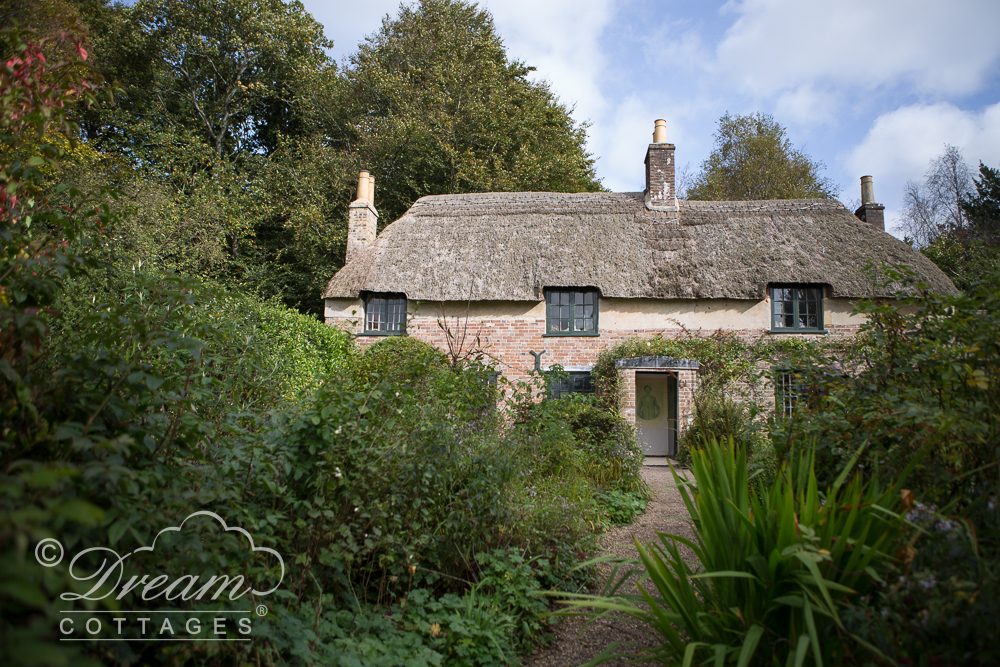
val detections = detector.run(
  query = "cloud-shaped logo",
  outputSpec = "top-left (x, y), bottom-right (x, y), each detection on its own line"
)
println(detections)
top-left (58, 511), bottom-right (285, 602)
top-left (135, 511), bottom-right (285, 596)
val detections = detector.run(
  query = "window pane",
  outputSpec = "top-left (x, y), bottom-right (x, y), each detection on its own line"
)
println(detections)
top-left (367, 297), bottom-right (384, 331)
top-left (547, 289), bottom-right (597, 334)
top-left (780, 372), bottom-right (798, 416)
top-left (772, 286), bottom-right (821, 330)
top-left (387, 298), bottom-right (405, 332)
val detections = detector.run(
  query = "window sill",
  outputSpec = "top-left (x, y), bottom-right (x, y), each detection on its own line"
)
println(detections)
top-left (543, 331), bottom-right (600, 337)
top-left (769, 328), bottom-right (827, 335)
top-left (359, 330), bottom-right (406, 337)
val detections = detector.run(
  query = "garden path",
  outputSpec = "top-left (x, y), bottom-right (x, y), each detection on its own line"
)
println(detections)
top-left (524, 466), bottom-right (696, 667)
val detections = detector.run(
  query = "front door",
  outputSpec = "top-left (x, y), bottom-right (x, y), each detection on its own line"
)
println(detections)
top-left (635, 372), bottom-right (677, 457)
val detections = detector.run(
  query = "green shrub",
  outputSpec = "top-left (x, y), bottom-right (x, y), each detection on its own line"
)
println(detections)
top-left (594, 489), bottom-right (647, 526)
top-left (768, 270), bottom-right (1000, 522)
top-left (840, 501), bottom-right (1000, 666)
top-left (681, 391), bottom-right (762, 451)
top-left (747, 439), bottom-right (778, 500)
top-left (566, 438), bottom-right (908, 666)
top-left (356, 336), bottom-right (450, 383)
top-left (559, 400), bottom-right (645, 492)
top-left (676, 391), bottom-right (766, 468)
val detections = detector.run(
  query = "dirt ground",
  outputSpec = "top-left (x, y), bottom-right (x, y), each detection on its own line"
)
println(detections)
top-left (523, 466), bottom-right (697, 667)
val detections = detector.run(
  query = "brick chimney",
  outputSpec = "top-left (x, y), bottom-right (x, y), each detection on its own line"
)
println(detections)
top-left (644, 119), bottom-right (678, 211)
top-left (346, 170), bottom-right (378, 263)
top-left (854, 175), bottom-right (885, 232)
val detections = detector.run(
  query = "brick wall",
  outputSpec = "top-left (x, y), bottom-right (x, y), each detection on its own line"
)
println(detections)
top-left (645, 142), bottom-right (676, 208)
top-left (327, 309), bottom-right (863, 431)
top-left (346, 201), bottom-right (378, 263)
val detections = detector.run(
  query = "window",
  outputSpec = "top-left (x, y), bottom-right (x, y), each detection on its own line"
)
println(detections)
top-left (550, 372), bottom-right (594, 399)
top-left (775, 370), bottom-right (801, 417)
top-left (545, 289), bottom-right (598, 336)
top-left (364, 293), bottom-right (407, 334)
top-left (770, 285), bottom-right (823, 332)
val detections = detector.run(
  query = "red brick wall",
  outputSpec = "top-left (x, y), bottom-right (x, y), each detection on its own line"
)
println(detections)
top-left (327, 310), bottom-right (863, 432)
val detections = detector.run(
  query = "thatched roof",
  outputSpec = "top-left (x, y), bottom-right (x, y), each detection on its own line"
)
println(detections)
top-left (322, 192), bottom-right (957, 301)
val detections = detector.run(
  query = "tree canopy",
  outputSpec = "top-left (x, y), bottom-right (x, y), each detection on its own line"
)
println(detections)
top-left (686, 112), bottom-right (838, 201)
top-left (899, 144), bottom-right (974, 247)
top-left (921, 158), bottom-right (1000, 291)
top-left (318, 0), bottom-right (602, 224)
top-left (56, 0), bottom-right (600, 314)
top-left (961, 161), bottom-right (1000, 240)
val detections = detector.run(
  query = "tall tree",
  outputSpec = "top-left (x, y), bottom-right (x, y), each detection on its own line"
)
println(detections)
top-left (115, 0), bottom-right (332, 159)
top-left (921, 159), bottom-right (1000, 292)
top-left (687, 112), bottom-right (837, 201)
top-left (899, 144), bottom-right (974, 247)
top-left (314, 0), bottom-right (602, 225)
top-left (961, 161), bottom-right (1000, 240)
top-left (65, 0), bottom-right (339, 308)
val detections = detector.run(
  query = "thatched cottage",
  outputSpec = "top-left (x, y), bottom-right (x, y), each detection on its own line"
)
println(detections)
top-left (322, 120), bottom-right (956, 456)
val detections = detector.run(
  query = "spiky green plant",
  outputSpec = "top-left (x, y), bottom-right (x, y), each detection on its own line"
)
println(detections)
top-left (561, 438), bottom-right (911, 666)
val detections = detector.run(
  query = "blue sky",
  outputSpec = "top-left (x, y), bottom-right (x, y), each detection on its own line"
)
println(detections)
top-left (307, 0), bottom-right (1000, 237)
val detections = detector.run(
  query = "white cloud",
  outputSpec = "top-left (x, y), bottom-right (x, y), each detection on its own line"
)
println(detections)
top-left (483, 0), bottom-right (615, 127)
top-left (716, 0), bottom-right (1000, 101)
top-left (306, 0), bottom-right (401, 63)
top-left (844, 101), bottom-right (1000, 232)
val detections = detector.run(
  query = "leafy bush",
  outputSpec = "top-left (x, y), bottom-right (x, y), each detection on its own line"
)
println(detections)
top-left (591, 330), bottom-right (810, 412)
top-left (747, 439), bottom-right (778, 500)
top-left (594, 489), bottom-right (647, 526)
top-left (768, 269), bottom-right (1000, 548)
top-left (675, 391), bottom-right (764, 467)
top-left (841, 500), bottom-right (1000, 666)
top-left (567, 438), bottom-right (909, 666)
top-left (559, 399), bottom-right (645, 492)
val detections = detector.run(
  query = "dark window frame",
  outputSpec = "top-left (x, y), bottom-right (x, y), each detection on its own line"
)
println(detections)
top-left (544, 288), bottom-right (600, 337)
top-left (362, 292), bottom-right (407, 335)
top-left (769, 284), bottom-right (825, 333)
top-left (773, 368), bottom-right (801, 417)
top-left (549, 371), bottom-right (595, 399)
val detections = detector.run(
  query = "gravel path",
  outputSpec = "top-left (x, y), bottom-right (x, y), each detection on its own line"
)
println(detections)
top-left (523, 466), bottom-right (697, 667)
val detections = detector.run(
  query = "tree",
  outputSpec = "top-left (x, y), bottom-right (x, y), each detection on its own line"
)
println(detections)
top-left (961, 161), bottom-right (1000, 240)
top-left (62, 0), bottom-right (339, 311)
top-left (114, 0), bottom-right (332, 159)
top-left (686, 112), bottom-right (837, 201)
top-left (919, 159), bottom-right (1000, 291)
top-left (316, 0), bottom-right (602, 225)
top-left (899, 144), bottom-right (974, 247)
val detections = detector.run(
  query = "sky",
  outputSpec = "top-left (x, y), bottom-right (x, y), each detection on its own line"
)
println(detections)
top-left (305, 0), bottom-right (1000, 238)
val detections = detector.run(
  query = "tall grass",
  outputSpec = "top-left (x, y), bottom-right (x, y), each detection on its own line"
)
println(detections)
top-left (562, 438), bottom-right (911, 666)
